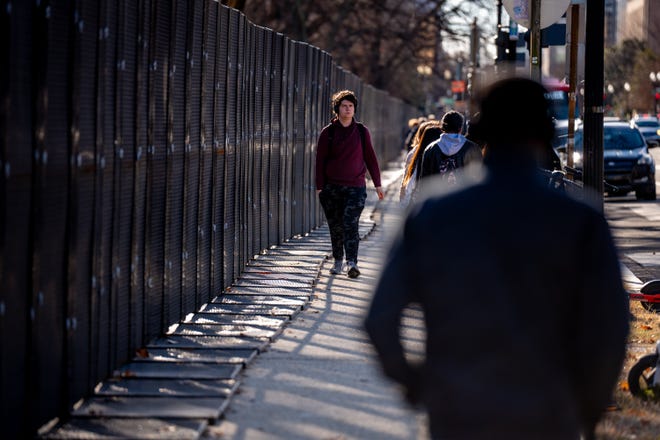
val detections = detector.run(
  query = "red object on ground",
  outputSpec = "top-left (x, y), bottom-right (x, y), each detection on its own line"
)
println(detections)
top-left (629, 292), bottom-right (660, 304)
top-left (629, 280), bottom-right (660, 307)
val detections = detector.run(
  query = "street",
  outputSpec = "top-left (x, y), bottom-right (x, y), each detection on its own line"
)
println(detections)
top-left (606, 145), bottom-right (660, 283)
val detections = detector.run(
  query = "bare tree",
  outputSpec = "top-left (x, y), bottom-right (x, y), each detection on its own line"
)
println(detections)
top-left (220, 0), bottom-right (247, 10)
top-left (242, 0), bottom-right (489, 106)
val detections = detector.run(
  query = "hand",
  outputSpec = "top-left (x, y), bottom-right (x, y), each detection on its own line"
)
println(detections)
top-left (376, 187), bottom-right (384, 200)
top-left (316, 189), bottom-right (322, 196)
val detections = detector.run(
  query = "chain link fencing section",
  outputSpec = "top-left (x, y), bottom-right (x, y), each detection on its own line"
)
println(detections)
top-left (0, 1), bottom-right (416, 435)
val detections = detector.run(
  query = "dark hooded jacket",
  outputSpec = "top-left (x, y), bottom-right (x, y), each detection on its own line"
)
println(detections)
top-left (420, 133), bottom-right (482, 179)
top-left (365, 150), bottom-right (629, 440)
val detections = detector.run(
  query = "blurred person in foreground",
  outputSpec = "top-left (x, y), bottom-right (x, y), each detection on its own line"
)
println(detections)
top-left (316, 90), bottom-right (384, 279)
top-left (365, 78), bottom-right (629, 440)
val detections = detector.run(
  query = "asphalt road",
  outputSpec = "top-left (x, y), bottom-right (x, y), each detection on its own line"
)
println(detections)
top-left (605, 146), bottom-right (660, 283)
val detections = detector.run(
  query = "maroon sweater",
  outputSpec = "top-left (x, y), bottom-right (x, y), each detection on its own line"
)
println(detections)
top-left (315, 119), bottom-right (382, 189)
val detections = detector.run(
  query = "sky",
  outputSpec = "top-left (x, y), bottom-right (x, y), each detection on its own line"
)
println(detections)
top-left (441, 0), bottom-right (498, 63)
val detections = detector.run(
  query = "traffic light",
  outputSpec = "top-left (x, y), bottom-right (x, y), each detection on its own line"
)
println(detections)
top-left (495, 30), bottom-right (508, 63)
top-left (495, 30), bottom-right (521, 64)
top-left (507, 38), bottom-right (518, 62)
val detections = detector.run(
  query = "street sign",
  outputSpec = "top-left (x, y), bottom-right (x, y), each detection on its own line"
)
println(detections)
top-left (503, 0), bottom-right (571, 29)
top-left (451, 80), bottom-right (466, 93)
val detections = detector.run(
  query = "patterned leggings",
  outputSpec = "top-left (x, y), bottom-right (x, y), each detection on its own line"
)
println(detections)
top-left (319, 184), bottom-right (367, 263)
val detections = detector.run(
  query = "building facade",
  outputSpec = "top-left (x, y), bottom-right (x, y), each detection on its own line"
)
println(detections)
top-left (605, 0), bottom-right (617, 47)
top-left (623, 0), bottom-right (660, 55)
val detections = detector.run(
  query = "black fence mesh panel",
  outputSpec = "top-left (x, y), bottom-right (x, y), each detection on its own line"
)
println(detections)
top-left (97, 0), bottom-right (119, 384)
top-left (278, 36), bottom-right (288, 242)
top-left (0, 4), bottom-right (32, 438)
top-left (302, 44), bottom-right (314, 233)
top-left (144, 0), bottom-right (171, 341)
top-left (0, 2), bottom-right (26, 437)
top-left (283, 37), bottom-right (295, 240)
top-left (181, 0), bottom-right (201, 314)
top-left (261, 29), bottom-right (272, 249)
top-left (163, 0), bottom-right (186, 328)
top-left (28, 1), bottom-right (66, 432)
top-left (292, 42), bottom-right (305, 236)
top-left (223, 8), bottom-right (238, 287)
top-left (238, 15), bottom-right (249, 272)
top-left (87, 0), bottom-right (104, 389)
top-left (211, 4), bottom-right (228, 296)
top-left (198, 0), bottom-right (217, 306)
top-left (193, 0), bottom-right (206, 310)
top-left (245, 24), bottom-right (257, 259)
top-left (253, 26), bottom-right (265, 256)
top-left (69, 0), bottom-right (102, 416)
top-left (130, 0), bottom-right (151, 365)
top-left (113, 0), bottom-right (137, 369)
top-left (268, 32), bottom-right (282, 246)
top-left (1, 2), bottom-right (415, 434)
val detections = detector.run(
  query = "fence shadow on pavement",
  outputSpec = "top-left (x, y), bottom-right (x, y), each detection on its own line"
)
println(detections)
top-left (211, 179), bottom-right (429, 440)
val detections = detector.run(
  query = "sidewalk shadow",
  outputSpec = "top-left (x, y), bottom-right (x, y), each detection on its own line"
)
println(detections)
top-left (213, 188), bottom-right (429, 440)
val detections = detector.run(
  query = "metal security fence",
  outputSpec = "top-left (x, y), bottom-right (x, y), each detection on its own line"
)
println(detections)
top-left (0, 1), bottom-right (414, 435)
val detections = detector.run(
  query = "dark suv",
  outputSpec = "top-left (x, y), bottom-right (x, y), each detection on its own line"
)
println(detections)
top-left (633, 116), bottom-right (660, 148)
top-left (559, 121), bottom-right (656, 200)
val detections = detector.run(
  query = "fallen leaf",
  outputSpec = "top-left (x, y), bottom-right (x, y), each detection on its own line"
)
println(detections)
top-left (121, 370), bottom-right (137, 378)
top-left (620, 381), bottom-right (630, 391)
top-left (135, 348), bottom-right (149, 358)
top-left (640, 324), bottom-right (653, 330)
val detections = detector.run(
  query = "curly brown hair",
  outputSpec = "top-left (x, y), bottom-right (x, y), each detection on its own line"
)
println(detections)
top-left (332, 90), bottom-right (358, 114)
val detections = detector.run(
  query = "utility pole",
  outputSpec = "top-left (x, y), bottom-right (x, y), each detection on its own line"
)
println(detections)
top-left (566, 4), bottom-right (580, 171)
top-left (529, 0), bottom-right (542, 82)
top-left (469, 18), bottom-right (479, 115)
top-left (583, 0), bottom-right (605, 211)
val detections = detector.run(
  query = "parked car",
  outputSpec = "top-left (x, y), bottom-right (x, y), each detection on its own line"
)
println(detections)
top-left (556, 121), bottom-right (656, 200)
top-left (633, 116), bottom-right (660, 148)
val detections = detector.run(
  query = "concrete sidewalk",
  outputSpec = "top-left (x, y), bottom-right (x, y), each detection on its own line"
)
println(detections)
top-left (208, 167), bottom-right (428, 439)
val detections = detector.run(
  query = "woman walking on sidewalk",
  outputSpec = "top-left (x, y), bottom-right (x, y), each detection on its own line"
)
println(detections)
top-left (400, 120), bottom-right (442, 206)
top-left (315, 90), bottom-right (384, 278)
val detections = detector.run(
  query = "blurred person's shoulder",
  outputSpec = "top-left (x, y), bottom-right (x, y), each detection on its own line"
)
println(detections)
top-left (406, 173), bottom-right (487, 222)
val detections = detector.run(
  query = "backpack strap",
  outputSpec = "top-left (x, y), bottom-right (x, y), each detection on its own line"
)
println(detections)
top-left (356, 123), bottom-right (367, 151)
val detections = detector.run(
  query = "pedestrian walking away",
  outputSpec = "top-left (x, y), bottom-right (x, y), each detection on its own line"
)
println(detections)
top-left (316, 90), bottom-right (384, 278)
top-left (365, 78), bottom-right (629, 440)
top-left (399, 120), bottom-right (442, 206)
top-left (419, 110), bottom-right (482, 185)
top-left (403, 117), bottom-right (421, 151)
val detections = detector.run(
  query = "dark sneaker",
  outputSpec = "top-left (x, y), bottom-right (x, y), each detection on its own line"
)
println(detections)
top-left (347, 261), bottom-right (360, 278)
top-left (329, 259), bottom-right (343, 275)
